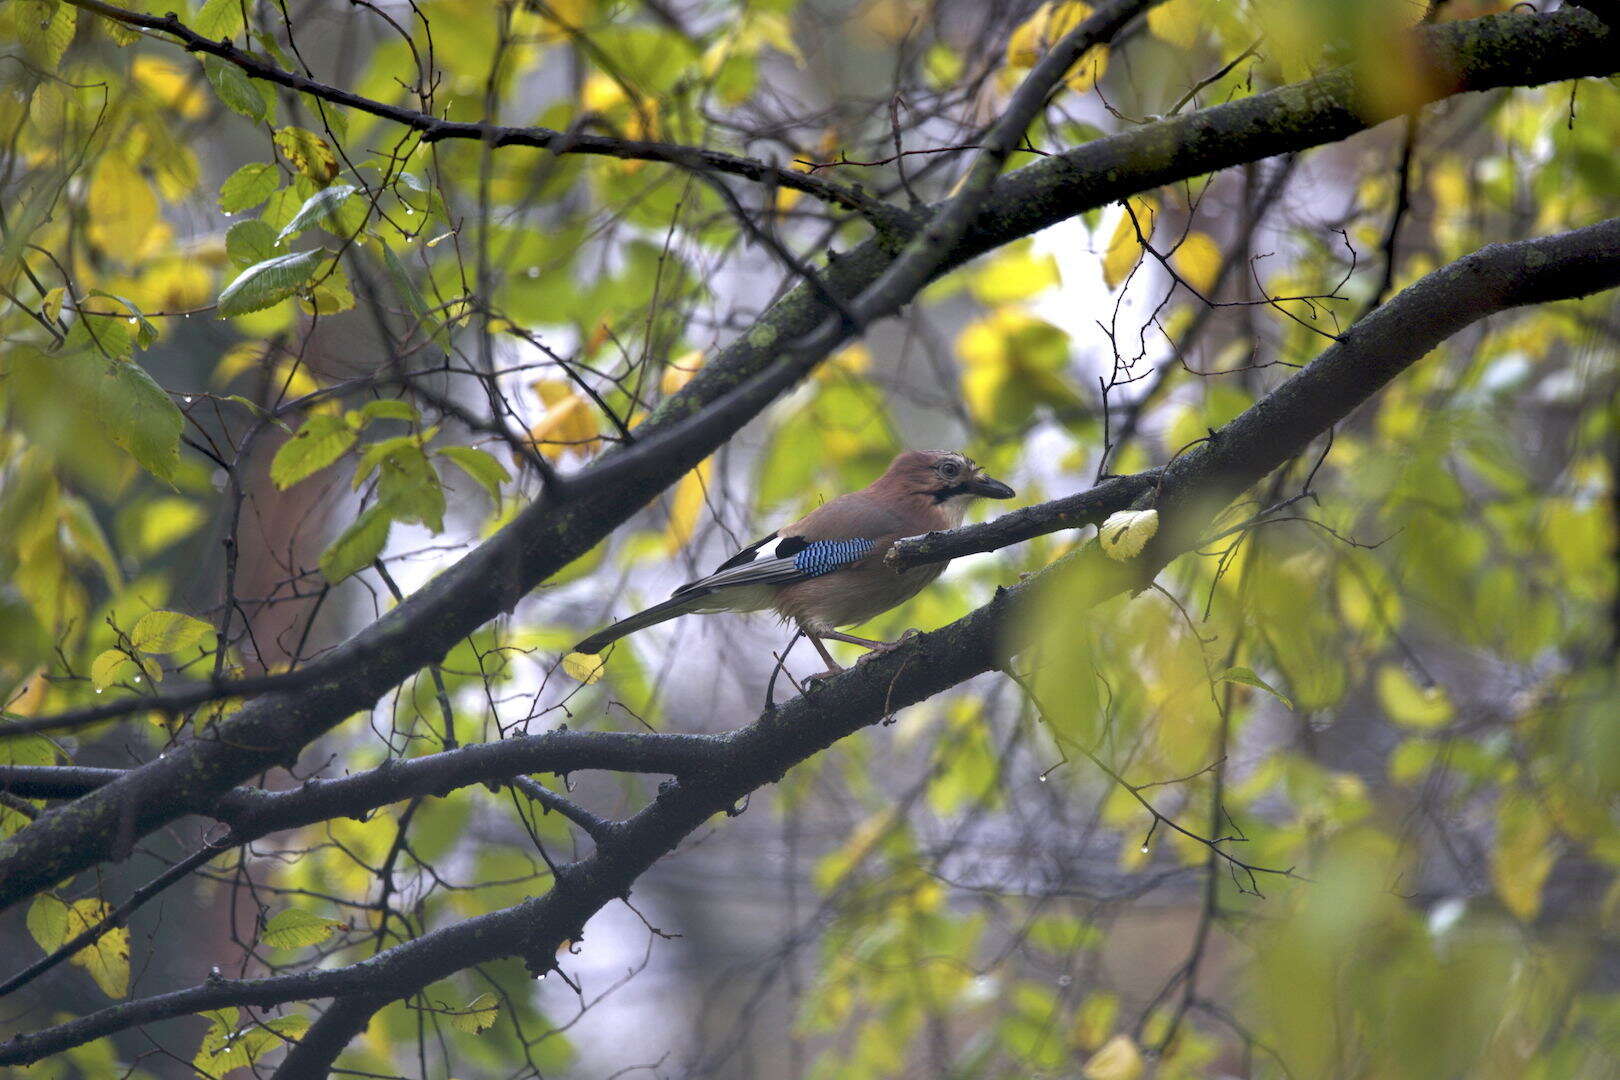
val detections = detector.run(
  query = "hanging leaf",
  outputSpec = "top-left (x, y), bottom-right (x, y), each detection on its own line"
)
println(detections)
top-left (271, 414), bottom-right (357, 489)
top-left (130, 609), bottom-right (214, 654)
top-left (1101, 196), bottom-right (1155, 290)
top-left (1172, 230), bottom-right (1223, 295)
top-left (203, 56), bottom-right (268, 121)
top-left (219, 162), bottom-right (280, 214)
top-left (217, 249), bottom-right (325, 317)
top-left (562, 651), bottom-right (606, 684)
top-left (1214, 666), bottom-right (1295, 711)
top-left (437, 446), bottom-right (509, 503)
top-left (226, 219), bottom-right (279, 267)
top-left (261, 907), bottom-right (343, 949)
top-left (274, 126), bottom-right (339, 185)
top-left (276, 184), bottom-right (359, 243)
top-left (90, 648), bottom-right (139, 691)
top-left (319, 503), bottom-right (391, 583)
top-left (448, 993), bottom-right (500, 1034)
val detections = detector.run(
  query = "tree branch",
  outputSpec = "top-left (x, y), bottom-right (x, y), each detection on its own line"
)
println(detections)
top-left (56, 0), bottom-right (905, 229)
top-left (1, 3), bottom-right (1613, 918)
top-left (7, 218), bottom-right (1620, 1070)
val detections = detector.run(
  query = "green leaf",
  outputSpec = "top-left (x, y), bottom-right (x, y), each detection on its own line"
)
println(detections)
top-left (203, 56), bottom-right (267, 121)
top-left (261, 907), bottom-right (343, 949)
top-left (91, 647), bottom-right (139, 691)
top-left (448, 993), bottom-right (500, 1034)
top-left (1214, 666), bottom-right (1294, 711)
top-left (98, 358), bottom-right (184, 481)
top-left (191, 0), bottom-right (245, 39)
top-left (1376, 665), bottom-right (1452, 729)
top-left (276, 184), bottom-right (358, 243)
top-left (319, 503), bottom-right (391, 583)
top-left (226, 219), bottom-right (279, 267)
top-left (437, 446), bottom-right (509, 503)
top-left (219, 162), bottom-right (279, 214)
top-left (26, 893), bottom-right (69, 953)
top-left (271, 414), bottom-right (356, 489)
top-left (376, 444), bottom-right (445, 531)
top-left (356, 399), bottom-right (418, 427)
top-left (130, 609), bottom-right (213, 653)
top-left (17, 0), bottom-right (77, 69)
top-left (194, 1009), bottom-right (310, 1075)
top-left (217, 249), bottom-right (325, 317)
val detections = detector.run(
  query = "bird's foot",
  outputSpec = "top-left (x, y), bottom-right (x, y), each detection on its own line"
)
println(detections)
top-left (854, 629), bottom-right (921, 664)
top-left (802, 668), bottom-right (842, 691)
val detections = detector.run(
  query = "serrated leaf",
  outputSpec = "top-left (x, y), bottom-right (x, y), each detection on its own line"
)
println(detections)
top-left (261, 907), bottom-right (342, 949)
top-left (226, 219), bottom-right (278, 267)
top-left (131, 610), bottom-right (213, 654)
top-left (448, 993), bottom-right (499, 1034)
top-left (274, 126), bottom-right (338, 185)
top-left (217, 249), bottom-right (324, 317)
top-left (219, 162), bottom-right (279, 214)
top-left (204, 56), bottom-right (267, 121)
top-left (91, 648), bottom-right (139, 691)
top-left (271, 414), bottom-right (356, 489)
top-left (17, 1), bottom-right (77, 69)
top-left (98, 358), bottom-right (184, 480)
top-left (1214, 666), bottom-right (1294, 711)
top-left (1098, 508), bottom-right (1159, 561)
top-left (276, 184), bottom-right (358, 243)
top-left (437, 446), bottom-right (509, 503)
top-left (193, 1010), bottom-right (308, 1075)
top-left (319, 503), bottom-right (391, 583)
top-left (376, 444), bottom-right (444, 531)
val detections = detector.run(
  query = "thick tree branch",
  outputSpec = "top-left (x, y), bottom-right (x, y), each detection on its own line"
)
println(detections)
top-left (7, 219), bottom-right (1619, 1071)
top-left (1, 4), bottom-right (1613, 919)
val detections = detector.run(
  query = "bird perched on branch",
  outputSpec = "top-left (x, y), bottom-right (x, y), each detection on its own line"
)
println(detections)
top-left (571, 450), bottom-right (1015, 674)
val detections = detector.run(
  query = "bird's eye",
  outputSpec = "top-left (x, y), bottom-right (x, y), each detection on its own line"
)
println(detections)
top-left (940, 461), bottom-right (960, 479)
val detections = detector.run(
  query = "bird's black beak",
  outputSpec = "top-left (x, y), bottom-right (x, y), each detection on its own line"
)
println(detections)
top-left (967, 473), bottom-right (1015, 499)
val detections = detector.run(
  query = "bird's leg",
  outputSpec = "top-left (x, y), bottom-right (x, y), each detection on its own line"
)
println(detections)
top-left (805, 634), bottom-right (844, 682)
top-left (819, 629), bottom-right (921, 662)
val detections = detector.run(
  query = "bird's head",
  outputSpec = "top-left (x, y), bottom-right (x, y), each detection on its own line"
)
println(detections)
top-left (884, 450), bottom-right (1016, 507)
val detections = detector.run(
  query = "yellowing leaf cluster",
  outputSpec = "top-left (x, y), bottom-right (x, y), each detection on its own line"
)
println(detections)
top-left (526, 379), bottom-right (601, 462)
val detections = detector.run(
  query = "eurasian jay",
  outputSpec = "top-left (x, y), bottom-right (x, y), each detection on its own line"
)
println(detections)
top-left (572, 450), bottom-right (1015, 673)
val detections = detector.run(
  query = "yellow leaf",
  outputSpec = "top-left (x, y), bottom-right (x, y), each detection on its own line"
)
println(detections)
top-left (1491, 793), bottom-right (1556, 922)
top-left (664, 458), bottom-right (712, 553)
top-left (1147, 0), bottom-right (1201, 49)
top-left (1171, 230), bottom-right (1222, 295)
top-left (87, 158), bottom-right (159, 257)
top-left (1098, 509), bottom-right (1158, 561)
top-left (562, 651), bottom-right (604, 684)
top-left (1101, 196), bottom-right (1154, 290)
top-left (1082, 1033), bottom-right (1143, 1080)
top-left (971, 244), bottom-right (1060, 304)
top-left (1063, 47), bottom-right (1109, 94)
top-left (661, 350), bottom-right (704, 395)
top-left (1376, 665), bottom-right (1452, 729)
top-left (262, 907), bottom-right (343, 949)
top-left (525, 381), bottom-right (600, 462)
top-left (448, 993), bottom-right (500, 1034)
top-left (131, 55), bottom-right (209, 118)
top-left (41, 898), bottom-right (128, 998)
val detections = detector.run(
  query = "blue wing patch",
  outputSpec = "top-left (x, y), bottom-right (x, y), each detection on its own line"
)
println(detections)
top-left (792, 538), bottom-right (876, 578)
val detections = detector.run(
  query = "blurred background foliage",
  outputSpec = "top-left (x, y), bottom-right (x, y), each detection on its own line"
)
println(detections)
top-left (1, 0), bottom-right (1618, 1077)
